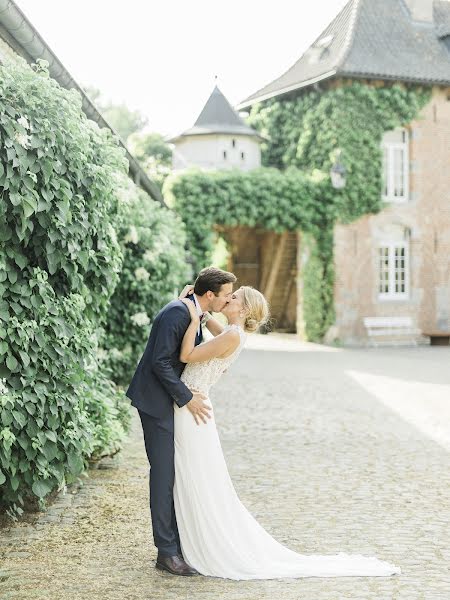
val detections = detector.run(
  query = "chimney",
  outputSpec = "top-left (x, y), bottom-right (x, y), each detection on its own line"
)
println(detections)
top-left (404, 0), bottom-right (434, 23)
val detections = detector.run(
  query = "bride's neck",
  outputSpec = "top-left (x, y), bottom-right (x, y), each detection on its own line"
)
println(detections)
top-left (227, 317), bottom-right (245, 328)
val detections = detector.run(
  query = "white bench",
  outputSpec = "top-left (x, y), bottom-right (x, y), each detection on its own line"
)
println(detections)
top-left (363, 316), bottom-right (421, 347)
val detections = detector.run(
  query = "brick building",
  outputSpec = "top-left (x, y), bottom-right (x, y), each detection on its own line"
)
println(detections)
top-left (238, 0), bottom-right (450, 346)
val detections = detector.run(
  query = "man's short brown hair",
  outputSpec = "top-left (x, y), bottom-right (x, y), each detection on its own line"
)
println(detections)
top-left (194, 266), bottom-right (237, 296)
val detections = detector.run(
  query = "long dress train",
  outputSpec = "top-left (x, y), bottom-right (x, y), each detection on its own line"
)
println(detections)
top-left (173, 324), bottom-right (401, 580)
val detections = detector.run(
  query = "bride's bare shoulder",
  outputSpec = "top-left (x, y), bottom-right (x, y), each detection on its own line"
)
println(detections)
top-left (217, 328), bottom-right (241, 357)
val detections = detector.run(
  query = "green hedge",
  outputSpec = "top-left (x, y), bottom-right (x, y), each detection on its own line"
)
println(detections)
top-left (164, 166), bottom-right (331, 271)
top-left (0, 58), bottom-right (130, 516)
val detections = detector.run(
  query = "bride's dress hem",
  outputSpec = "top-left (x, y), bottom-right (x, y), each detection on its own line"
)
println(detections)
top-left (174, 324), bottom-right (402, 580)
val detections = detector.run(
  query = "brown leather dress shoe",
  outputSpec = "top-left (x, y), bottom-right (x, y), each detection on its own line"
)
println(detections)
top-left (155, 554), bottom-right (199, 576)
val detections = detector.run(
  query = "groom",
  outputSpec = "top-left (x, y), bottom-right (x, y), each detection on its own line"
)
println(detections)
top-left (126, 266), bottom-right (237, 576)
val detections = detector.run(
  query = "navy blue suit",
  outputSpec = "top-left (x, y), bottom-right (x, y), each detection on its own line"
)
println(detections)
top-left (126, 295), bottom-right (202, 556)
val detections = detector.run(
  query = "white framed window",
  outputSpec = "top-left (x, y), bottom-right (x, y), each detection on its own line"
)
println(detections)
top-left (377, 242), bottom-right (409, 300)
top-left (381, 128), bottom-right (409, 202)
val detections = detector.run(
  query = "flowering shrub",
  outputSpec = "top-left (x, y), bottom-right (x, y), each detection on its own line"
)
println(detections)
top-left (102, 177), bottom-right (190, 386)
top-left (0, 58), bottom-right (130, 515)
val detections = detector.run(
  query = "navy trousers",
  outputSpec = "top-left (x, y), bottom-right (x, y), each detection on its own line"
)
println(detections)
top-left (138, 408), bottom-right (181, 557)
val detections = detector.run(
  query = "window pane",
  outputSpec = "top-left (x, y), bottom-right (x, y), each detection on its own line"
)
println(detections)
top-left (394, 246), bottom-right (406, 293)
top-left (382, 147), bottom-right (389, 196)
top-left (378, 245), bottom-right (408, 295)
top-left (378, 247), bottom-right (390, 292)
top-left (393, 148), bottom-right (405, 197)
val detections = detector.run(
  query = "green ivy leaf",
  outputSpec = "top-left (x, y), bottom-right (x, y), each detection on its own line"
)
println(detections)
top-left (18, 350), bottom-right (30, 368)
top-left (32, 478), bottom-right (53, 498)
top-left (45, 430), bottom-right (57, 443)
top-left (6, 354), bottom-right (18, 372)
top-left (7, 270), bottom-right (17, 285)
top-left (13, 410), bottom-right (26, 429)
top-left (67, 451), bottom-right (84, 475)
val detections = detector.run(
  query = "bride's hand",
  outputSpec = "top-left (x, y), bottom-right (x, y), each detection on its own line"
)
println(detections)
top-left (178, 284), bottom-right (194, 300)
top-left (181, 298), bottom-right (200, 325)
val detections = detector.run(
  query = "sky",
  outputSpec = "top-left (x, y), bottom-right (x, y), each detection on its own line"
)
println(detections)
top-left (15, 0), bottom-right (349, 137)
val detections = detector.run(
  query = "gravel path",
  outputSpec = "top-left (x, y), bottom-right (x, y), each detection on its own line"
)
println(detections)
top-left (1, 335), bottom-right (449, 599)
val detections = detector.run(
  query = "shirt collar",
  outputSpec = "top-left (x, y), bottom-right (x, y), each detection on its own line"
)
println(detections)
top-left (192, 293), bottom-right (204, 317)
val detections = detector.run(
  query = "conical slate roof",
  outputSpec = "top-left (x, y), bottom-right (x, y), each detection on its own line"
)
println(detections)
top-left (168, 86), bottom-right (263, 142)
top-left (238, 0), bottom-right (450, 109)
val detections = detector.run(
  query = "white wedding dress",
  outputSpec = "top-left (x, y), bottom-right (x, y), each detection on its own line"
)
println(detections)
top-left (173, 324), bottom-right (401, 580)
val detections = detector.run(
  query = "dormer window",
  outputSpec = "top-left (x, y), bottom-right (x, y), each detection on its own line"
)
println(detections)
top-left (381, 127), bottom-right (409, 203)
top-left (306, 34), bottom-right (334, 63)
top-left (316, 34), bottom-right (334, 48)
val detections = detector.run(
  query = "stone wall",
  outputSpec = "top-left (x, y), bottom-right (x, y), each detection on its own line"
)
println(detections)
top-left (0, 35), bottom-right (21, 64)
top-left (333, 86), bottom-right (450, 345)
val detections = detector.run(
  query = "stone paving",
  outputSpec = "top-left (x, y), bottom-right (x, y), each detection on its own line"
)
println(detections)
top-left (1, 335), bottom-right (450, 599)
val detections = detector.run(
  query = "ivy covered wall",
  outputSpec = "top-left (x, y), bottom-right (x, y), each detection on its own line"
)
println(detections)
top-left (0, 58), bottom-right (129, 515)
top-left (248, 81), bottom-right (431, 339)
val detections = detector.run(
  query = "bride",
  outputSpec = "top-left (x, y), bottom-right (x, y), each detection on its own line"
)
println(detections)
top-left (173, 284), bottom-right (401, 580)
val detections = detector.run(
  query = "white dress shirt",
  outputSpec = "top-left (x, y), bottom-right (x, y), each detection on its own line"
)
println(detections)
top-left (192, 293), bottom-right (203, 337)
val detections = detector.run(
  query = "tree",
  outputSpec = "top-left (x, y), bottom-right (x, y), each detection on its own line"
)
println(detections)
top-left (83, 85), bottom-right (173, 188)
top-left (127, 131), bottom-right (172, 165)
top-left (83, 84), bottom-right (148, 142)
top-left (128, 131), bottom-right (173, 189)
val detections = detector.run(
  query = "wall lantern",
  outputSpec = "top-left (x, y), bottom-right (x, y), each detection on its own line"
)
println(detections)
top-left (330, 150), bottom-right (347, 189)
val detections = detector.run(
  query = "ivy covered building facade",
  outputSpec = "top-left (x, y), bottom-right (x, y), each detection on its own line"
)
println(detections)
top-left (237, 0), bottom-right (450, 346)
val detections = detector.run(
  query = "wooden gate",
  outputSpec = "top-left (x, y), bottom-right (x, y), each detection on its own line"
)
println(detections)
top-left (218, 226), bottom-right (298, 332)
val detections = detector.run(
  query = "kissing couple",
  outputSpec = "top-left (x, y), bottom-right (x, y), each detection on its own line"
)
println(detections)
top-left (126, 266), bottom-right (401, 580)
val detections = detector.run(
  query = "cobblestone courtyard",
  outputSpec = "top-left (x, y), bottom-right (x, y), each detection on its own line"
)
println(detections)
top-left (1, 336), bottom-right (449, 599)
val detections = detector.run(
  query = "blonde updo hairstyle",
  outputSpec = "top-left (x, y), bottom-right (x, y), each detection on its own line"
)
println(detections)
top-left (241, 286), bottom-right (270, 333)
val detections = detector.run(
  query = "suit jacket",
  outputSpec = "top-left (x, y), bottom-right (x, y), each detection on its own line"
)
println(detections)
top-left (126, 295), bottom-right (202, 419)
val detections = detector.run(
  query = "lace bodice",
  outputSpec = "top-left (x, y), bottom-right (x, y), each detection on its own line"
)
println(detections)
top-left (180, 324), bottom-right (247, 395)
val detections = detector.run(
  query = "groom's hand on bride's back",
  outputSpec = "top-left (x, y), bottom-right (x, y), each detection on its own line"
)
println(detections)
top-left (187, 391), bottom-right (212, 425)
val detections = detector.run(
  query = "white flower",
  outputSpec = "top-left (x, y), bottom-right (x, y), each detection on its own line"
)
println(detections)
top-left (27, 170), bottom-right (37, 183)
top-left (109, 348), bottom-right (123, 360)
top-left (124, 225), bottom-right (139, 244)
top-left (14, 131), bottom-right (31, 149)
top-left (95, 348), bottom-right (108, 362)
top-left (130, 312), bottom-right (150, 327)
top-left (107, 223), bottom-right (117, 244)
top-left (17, 115), bottom-right (30, 129)
top-left (134, 267), bottom-right (150, 281)
top-left (143, 249), bottom-right (157, 263)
